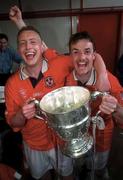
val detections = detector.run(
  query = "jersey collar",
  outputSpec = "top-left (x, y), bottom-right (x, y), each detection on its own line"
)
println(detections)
top-left (73, 68), bottom-right (96, 86)
top-left (19, 60), bottom-right (48, 80)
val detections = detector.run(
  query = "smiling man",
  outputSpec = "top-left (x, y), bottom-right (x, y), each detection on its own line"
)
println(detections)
top-left (65, 31), bottom-right (123, 180)
top-left (4, 26), bottom-right (74, 180)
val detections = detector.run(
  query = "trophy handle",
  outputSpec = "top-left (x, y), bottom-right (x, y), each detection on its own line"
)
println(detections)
top-left (91, 91), bottom-right (109, 100)
top-left (29, 98), bottom-right (47, 120)
top-left (91, 91), bottom-right (107, 130)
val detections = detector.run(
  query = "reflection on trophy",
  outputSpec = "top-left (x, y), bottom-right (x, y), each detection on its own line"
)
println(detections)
top-left (39, 86), bottom-right (93, 158)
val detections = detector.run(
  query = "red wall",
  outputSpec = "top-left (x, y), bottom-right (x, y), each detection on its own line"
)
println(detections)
top-left (78, 12), bottom-right (121, 74)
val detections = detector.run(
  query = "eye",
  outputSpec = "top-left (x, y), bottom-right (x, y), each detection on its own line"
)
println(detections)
top-left (31, 40), bottom-right (37, 45)
top-left (84, 49), bottom-right (92, 55)
top-left (19, 41), bottom-right (26, 47)
top-left (71, 50), bottom-right (79, 55)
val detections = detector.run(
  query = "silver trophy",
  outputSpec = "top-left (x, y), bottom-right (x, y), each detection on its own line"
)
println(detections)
top-left (36, 86), bottom-right (94, 158)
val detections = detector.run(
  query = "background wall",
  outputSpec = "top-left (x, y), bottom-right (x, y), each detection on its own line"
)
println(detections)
top-left (1, 2), bottom-right (123, 179)
top-left (0, 0), bottom-right (80, 53)
top-left (0, 17), bottom-right (75, 54)
top-left (1, 0), bottom-right (123, 73)
top-left (83, 0), bottom-right (123, 8)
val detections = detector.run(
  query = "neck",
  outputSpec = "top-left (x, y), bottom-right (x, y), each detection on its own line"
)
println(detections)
top-left (75, 70), bottom-right (92, 84)
top-left (24, 62), bottom-right (42, 79)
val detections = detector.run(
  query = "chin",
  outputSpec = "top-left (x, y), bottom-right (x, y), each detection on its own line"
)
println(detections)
top-left (77, 68), bottom-right (87, 75)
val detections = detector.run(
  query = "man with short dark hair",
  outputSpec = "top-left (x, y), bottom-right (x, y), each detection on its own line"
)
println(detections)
top-left (65, 31), bottom-right (123, 180)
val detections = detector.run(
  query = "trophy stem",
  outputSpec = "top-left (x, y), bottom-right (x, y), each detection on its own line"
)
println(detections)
top-left (61, 133), bottom-right (93, 158)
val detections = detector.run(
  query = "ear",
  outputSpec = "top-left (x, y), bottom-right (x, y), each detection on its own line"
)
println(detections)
top-left (92, 51), bottom-right (96, 61)
top-left (41, 41), bottom-right (48, 53)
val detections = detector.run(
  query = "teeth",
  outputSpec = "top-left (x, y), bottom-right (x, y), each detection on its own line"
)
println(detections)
top-left (25, 52), bottom-right (34, 56)
top-left (79, 62), bottom-right (86, 65)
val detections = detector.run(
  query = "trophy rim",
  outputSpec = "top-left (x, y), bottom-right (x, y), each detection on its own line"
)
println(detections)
top-left (40, 86), bottom-right (91, 115)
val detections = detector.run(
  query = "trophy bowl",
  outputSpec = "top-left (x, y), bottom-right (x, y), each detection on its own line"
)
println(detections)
top-left (39, 86), bottom-right (93, 158)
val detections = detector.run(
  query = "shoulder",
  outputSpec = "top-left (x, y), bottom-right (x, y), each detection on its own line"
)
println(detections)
top-left (5, 72), bottom-right (20, 89)
top-left (108, 71), bottom-right (120, 83)
top-left (65, 71), bottom-right (77, 86)
top-left (107, 71), bottom-right (122, 91)
top-left (51, 54), bottom-right (71, 62)
top-left (49, 54), bottom-right (73, 69)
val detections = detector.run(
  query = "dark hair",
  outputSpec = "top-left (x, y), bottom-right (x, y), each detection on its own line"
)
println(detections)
top-left (69, 31), bottom-right (96, 51)
top-left (17, 25), bottom-right (42, 43)
top-left (0, 33), bottom-right (8, 41)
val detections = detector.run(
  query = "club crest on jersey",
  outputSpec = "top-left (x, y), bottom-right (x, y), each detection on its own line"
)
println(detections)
top-left (45, 76), bottom-right (55, 87)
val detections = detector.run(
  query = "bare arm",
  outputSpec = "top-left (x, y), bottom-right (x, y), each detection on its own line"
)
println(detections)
top-left (9, 5), bottom-right (48, 53)
top-left (94, 53), bottom-right (111, 92)
top-left (9, 5), bottom-right (26, 29)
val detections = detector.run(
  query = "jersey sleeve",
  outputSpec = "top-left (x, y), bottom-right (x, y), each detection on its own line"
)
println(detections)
top-left (108, 72), bottom-right (123, 127)
top-left (43, 48), bottom-right (59, 61)
top-left (5, 77), bottom-right (22, 132)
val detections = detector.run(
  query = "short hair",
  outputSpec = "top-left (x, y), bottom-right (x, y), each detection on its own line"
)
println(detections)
top-left (0, 33), bottom-right (8, 41)
top-left (17, 25), bottom-right (42, 43)
top-left (69, 31), bottom-right (96, 51)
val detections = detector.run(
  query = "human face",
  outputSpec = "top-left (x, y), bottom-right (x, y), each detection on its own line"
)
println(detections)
top-left (18, 30), bottom-right (43, 67)
top-left (0, 38), bottom-right (8, 50)
top-left (70, 39), bottom-right (95, 76)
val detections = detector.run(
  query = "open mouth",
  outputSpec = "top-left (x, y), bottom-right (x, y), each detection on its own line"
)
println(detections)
top-left (78, 61), bottom-right (87, 68)
top-left (25, 52), bottom-right (35, 60)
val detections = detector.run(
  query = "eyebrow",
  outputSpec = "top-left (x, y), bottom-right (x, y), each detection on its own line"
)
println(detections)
top-left (72, 47), bottom-right (91, 51)
top-left (71, 48), bottom-right (79, 51)
top-left (85, 47), bottom-right (91, 51)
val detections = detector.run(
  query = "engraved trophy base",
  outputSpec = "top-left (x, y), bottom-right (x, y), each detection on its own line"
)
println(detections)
top-left (61, 133), bottom-right (93, 158)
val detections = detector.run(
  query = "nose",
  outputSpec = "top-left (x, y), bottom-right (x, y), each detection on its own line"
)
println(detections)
top-left (79, 52), bottom-right (86, 59)
top-left (25, 41), bottom-right (32, 49)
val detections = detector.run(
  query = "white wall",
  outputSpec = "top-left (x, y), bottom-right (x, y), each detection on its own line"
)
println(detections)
top-left (83, 0), bottom-right (123, 8)
top-left (0, 0), bottom-right (79, 53)
top-left (24, 17), bottom-right (73, 54)
top-left (0, 16), bottom-right (78, 54)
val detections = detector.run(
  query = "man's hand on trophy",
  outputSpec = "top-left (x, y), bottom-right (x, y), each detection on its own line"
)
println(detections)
top-left (99, 94), bottom-right (118, 115)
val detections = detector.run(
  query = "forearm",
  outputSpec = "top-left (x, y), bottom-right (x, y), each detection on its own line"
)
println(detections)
top-left (94, 53), bottom-right (110, 91)
top-left (13, 19), bottom-right (26, 29)
top-left (94, 53), bottom-right (107, 75)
